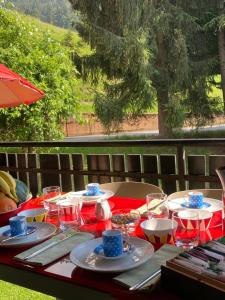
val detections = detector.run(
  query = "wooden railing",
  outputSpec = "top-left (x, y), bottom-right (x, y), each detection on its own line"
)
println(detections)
top-left (0, 138), bottom-right (225, 197)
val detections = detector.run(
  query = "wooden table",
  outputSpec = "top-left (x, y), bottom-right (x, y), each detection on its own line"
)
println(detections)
top-left (0, 196), bottom-right (223, 300)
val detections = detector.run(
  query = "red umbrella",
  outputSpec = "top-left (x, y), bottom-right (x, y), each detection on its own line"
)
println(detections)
top-left (0, 64), bottom-right (45, 108)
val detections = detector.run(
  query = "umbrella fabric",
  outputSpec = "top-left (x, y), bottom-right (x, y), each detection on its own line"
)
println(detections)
top-left (0, 64), bottom-right (45, 108)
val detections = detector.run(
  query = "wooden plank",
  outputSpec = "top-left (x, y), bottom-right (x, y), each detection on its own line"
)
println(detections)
top-left (142, 155), bottom-right (159, 186)
top-left (39, 154), bottom-right (60, 190)
top-left (72, 154), bottom-right (85, 191)
top-left (7, 153), bottom-right (17, 178)
top-left (0, 153), bottom-right (7, 171)
top-left (27, 154), bottom-right (38, 197)
top-left (177, 145), bottom-right (185, 190)
top-left (187, 155), bottom-right (205, 189)
top-left (87, 154), bottom-right (111, 184)
top-left (97, 155), bottom-right (111, 184)
top-left (112, 154), bottom-right (125, 182)
top-left (17, 154), bottom-right (27, 185)
top-left (87, 155), bottom-right (98, 183)
top-left (209, 155), bottom-right (225, 189)
top-left (160, 155), bottom-right (177, 194)
top-left (60, 154), bottom-right (72, 192)
top-left (127, 155), bottom-right (141, 182)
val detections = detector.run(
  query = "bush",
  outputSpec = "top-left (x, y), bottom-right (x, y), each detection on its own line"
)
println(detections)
top-left (0, 8), bottom-right (80, 141)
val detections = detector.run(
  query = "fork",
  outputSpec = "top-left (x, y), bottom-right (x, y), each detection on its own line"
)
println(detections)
top-left (85, 252), bottom-right (97, 267)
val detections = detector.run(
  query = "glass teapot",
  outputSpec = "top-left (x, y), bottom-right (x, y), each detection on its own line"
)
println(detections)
top-left (215, 166), bottom-right (225, 225)
top-left (216, 166), bottom-right (225, 191)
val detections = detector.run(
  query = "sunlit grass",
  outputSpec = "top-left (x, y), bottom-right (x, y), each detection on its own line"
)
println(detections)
top-left (0, 281), bottom-right (54, 300)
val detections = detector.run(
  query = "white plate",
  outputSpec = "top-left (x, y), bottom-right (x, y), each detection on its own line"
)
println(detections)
top-left (2, 225), bottom-right (36, 237)
top-left (0, 222), bottom-right (57, 248)
top-left (69, 190), bottom-right (114, 205)
top-left (70, 237), bottom-right (154, 272)
top-left (168, 197), bottom-right (223, 213)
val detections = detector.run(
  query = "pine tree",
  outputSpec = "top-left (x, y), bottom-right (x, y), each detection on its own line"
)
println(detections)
top-left (200, 0), bottom-right (225, 114)
top-left (69, 0), bottom-right (221, 136)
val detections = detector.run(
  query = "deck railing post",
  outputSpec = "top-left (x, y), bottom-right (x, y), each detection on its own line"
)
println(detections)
top-left (177, 144), bottom-right (185, 191)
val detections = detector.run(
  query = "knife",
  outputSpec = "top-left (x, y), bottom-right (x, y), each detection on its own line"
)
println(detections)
top-left (129, 269), bottom-right (161, 291)
top-left (0, 228), bottom-right (36, 243)
top-left (23, 230), bottom-right (76, 260)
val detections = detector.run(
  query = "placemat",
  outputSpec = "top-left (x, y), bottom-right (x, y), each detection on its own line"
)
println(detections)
top-left (114, 244), bottom-right (184, 289)
top-left (14, 229), bottom-right (94, 266)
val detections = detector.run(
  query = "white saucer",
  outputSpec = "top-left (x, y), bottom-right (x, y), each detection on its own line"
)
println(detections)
top-left (70, 237), bottom-right (154, 272)
top-left (95, 244), bottom-right (135, 260)
top-left (68, 190), bottom-right (114, 205)
top-left (96, 251), bottom-right (129, 260)
top-left (0, 222), bottom-right (57, 248)
top-left (168, 197), bottom-right (223, 213)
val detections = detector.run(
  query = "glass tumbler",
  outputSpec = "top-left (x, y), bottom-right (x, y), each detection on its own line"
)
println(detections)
top-left (146, 193), bottom-right (169, 219)
top-left (172, 210), bottom-right (200, 249)
top-left (57, 198), bottom-right (81, 231)
top-left (42, 186), bottom-right (61, 216)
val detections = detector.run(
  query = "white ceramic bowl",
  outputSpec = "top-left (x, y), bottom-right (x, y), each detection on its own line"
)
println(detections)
top-left (140, 218), bottom-right (178, 247)
top-left (177, 209), bottom-right (212, 231)
top-left (18, 208), bottom-right (48, 222)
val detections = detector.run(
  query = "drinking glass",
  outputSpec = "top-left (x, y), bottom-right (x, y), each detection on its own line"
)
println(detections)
top-left (42, 186), bottom-right (61, 216)
top-left (57, 198), bottom-right (81, 231)
top-left (172, 210), bottom-right (200, 249)
top-left (146, 193), bottom-right (169, 219)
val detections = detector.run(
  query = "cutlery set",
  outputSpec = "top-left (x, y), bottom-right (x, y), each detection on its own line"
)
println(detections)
top-left (22, 229), bottom-right (76, 260)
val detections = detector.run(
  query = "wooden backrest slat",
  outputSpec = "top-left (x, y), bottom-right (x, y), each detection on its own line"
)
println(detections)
top-left (8, 153), bottom-right (17, 178)
top-left (97, 155), bottom-right (111, 183)
top-left (188, 155), bottom-right (205, 189)
top-left (39, 154), bottom-right (60, 190)
top-left (143, 155), bottom-right (159, 186)
top-left (112, 154), bottom-right (125, 182)
top-left (60, 154), bottom-right (72, 192)
top-left (27, 154), bottom-right (38, 197)
top-left (87, 154), bottom-right (111, 184)
top-left (87, 155), bottom-right (99, 183)
top-left (72, 154), bottom-right (85, 191)
top-left (160, 155), bottom-right (176, 194)
top-left (17, 154), bottom-right (27, 185)
top-left (127, 155), bottom-right (141, 182)
top-left (0, 153), bottom-right (7, 169)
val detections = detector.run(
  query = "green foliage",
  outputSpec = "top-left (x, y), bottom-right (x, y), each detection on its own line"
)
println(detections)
top-left (164, 94), bottom-right (186, 131)
top-left (70, 0), bottom-right (157, 133)
top-left (70, 0), bottom-right (224, 137)
top-left (184, 78), bottom-right (222, 127)
top-left (0, 8), bottom-right (81, 141)
top-left (5, 0), bottom-right (77, 29)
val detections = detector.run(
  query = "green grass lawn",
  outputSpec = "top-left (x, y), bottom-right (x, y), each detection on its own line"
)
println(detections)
top-left (0, 281), bottom-right (54, 300)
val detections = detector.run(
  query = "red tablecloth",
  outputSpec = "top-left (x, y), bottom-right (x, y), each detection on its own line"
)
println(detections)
top-left (0, 195), bottom-right (224, 300)
top-left (19, 194), bottom-right (224, 242)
